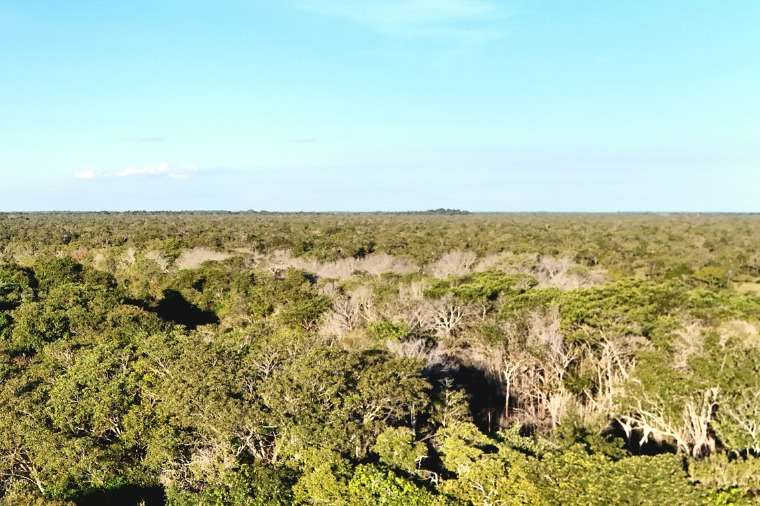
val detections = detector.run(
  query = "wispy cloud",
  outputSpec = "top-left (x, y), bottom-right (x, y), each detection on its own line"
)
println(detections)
top-left (116, 163), bottom-right (172, 178)
top-left (74, 163), bottom-right (194, 181)
top-left (75, 169), bottom-right (97, 180)
top-left (293, 0), bottom-right (505, 42)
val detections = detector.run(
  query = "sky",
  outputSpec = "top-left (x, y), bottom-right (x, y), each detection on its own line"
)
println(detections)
top-left (1, 0), bottom-right (759, 212)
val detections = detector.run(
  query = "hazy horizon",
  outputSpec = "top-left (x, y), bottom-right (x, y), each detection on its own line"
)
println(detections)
top-left (3, 210), bottom-right (760, 216)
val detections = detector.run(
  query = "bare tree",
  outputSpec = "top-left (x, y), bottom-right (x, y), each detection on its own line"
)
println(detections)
top-left (427, 251), bottom-right (477, 278)
top-left (386, 338), bottom-right (446, 368)
top-left (580, 337), bottom-right (635, 426)
top-left (618, 387), bottom-right (720, 457)
top-left (319, 285), bottom-right (376, 340)
top-left (420, 295), bottom-right (479, 338)
top-left (459, 307), bottom-right (578, 431)
top-left (720, 389), bottom-right (760, 454)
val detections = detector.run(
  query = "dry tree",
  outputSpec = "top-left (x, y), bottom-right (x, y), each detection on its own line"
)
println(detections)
top-left (385, 338), bottom-right (446, 368)
top-left (427, 251), bottom-right (478, 279)
top-left (568, 335), bottom-right (638, 429)
top-left (715, 388), bottom-right (760, 455)
top-left (618, 387), bottom-right (720, 458)
top-left (319, 284), bottom-right (377, 341)
top-left (420, 295), bottom-right (479, 339)
top-left (456, 306), bottom-right (579, 431)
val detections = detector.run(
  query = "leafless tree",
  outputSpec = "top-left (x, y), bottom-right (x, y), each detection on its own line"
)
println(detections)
top-left (427, 251), bottom-right (477, 278)
top-left (319, 285), bottom-right (376, 340)
top-left (721, 389), bottom-right (760, 454)
top-left (618, 387), bottom-right (720, 457)
top-left (580, 337), bottom-right (635, 426)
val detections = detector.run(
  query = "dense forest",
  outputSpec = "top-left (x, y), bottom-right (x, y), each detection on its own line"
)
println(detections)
top-left (2, 213), bottom-right (760, 505)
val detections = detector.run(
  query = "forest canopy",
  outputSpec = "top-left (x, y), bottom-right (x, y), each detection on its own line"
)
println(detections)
top-left (1, 213), bottom-right (760, 505)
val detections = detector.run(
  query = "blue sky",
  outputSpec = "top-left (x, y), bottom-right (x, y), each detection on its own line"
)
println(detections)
top-left (1, 0), bottom-right (758, 211)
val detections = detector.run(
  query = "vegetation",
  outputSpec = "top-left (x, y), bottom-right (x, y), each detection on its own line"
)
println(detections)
top-left (1, 212), bottom-right (760, 505)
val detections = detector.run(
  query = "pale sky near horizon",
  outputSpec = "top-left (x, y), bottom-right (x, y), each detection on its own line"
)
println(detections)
top-left (1, 1), bottom-right (759, 211)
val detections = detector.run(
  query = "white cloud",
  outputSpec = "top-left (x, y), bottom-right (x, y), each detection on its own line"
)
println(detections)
top-left (294, 0), bottom-right (504, 41)
top-left (74, 163), bottom-right (194, 181)
top-left (75, 169), bottom-right (97, 180)
top-left (117, 163), bottom-right (171, 178)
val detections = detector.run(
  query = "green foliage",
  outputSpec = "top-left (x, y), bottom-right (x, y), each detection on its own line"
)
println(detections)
top-left (689, 454), bottom-right (760, 496)
top-left (426, 271), bottom-right (536, 303)
top-left (367, 320), bottom-right (410, 342)
top-left (291, 449), bottom-right (354, 504)
top-left (347, 465), bottom-right (436, 506)
top-left (0, 264), bottom-right (34, 311)
top-left (500, 280), bottom-right (684, 344)
top-left (686, 289), bottom-right (760, 321)
top-left (534, 449), bottom-right (708, 505)
top-left (436, 422), bottom-right (492, 476)
top-left (373, 427), bottom-right (428, 473)
top-left (440, 454), bottom-right (543, 505)
top-left (429, 380), bottom-right (473, 429)
top-left (693, 265), bottom-right (732, 289)
top-left (2, 214), bottom-right (760, 503)
top-left (0, 312), bottom-right (11, 340)
top-left (160, 237), bottom-right (188, 263)
top-left (161, 264), bottom-right (256, 319)
top-left (6, 300), bottom-right (71, 352)
top-left (7, 281), bottom-right (120, 353)
top-left (248, 269), bottom-right (330, 329)
top-left (32, 257), bottom-right (84, 292)
top-left (292, 452), bottom-right (436, 506)
top-left (166, 463), bottom-right (296, 506)
top-left (278, 295), bottom-right (331, 330)
top-left (261, 347), bottom-right (431, 459)
top-left (0, 487), bottom-right (76, 506)
top-left (46, 336), bottom-right (141, 438)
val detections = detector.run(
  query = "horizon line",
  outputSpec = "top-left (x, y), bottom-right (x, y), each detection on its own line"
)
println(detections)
top-left (2, 210), bottom-right (760, 216)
